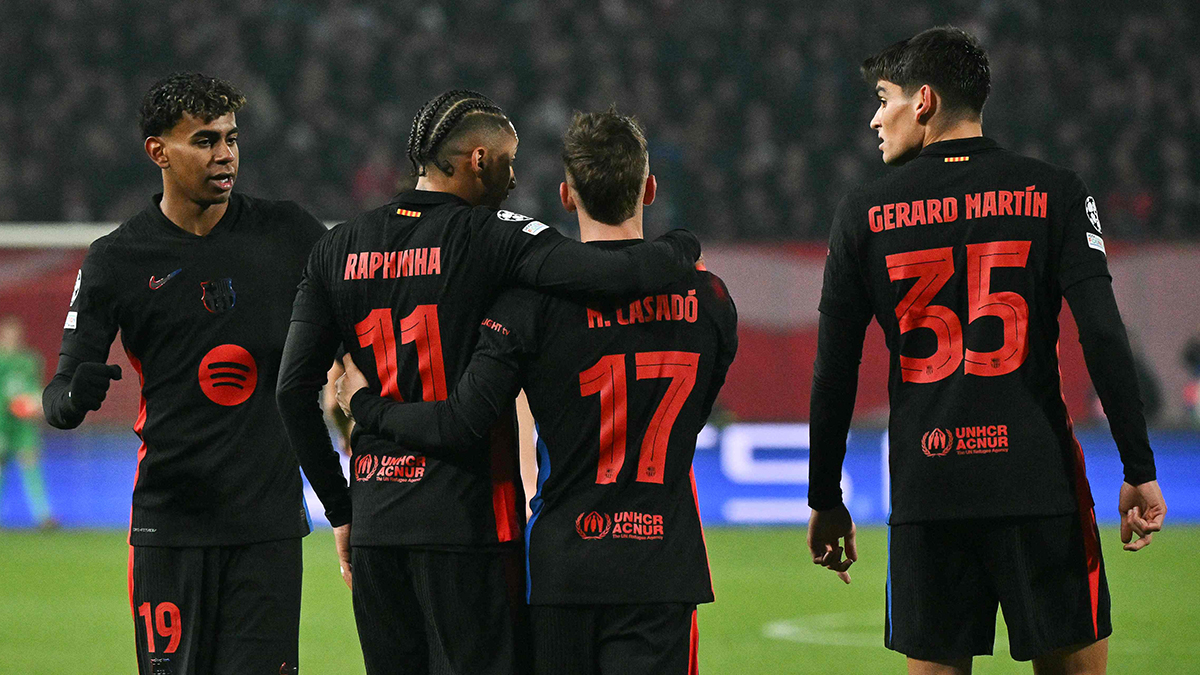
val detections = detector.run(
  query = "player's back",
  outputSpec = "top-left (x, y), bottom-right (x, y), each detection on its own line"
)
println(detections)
top-left (821, 137), bottom-right (1111, 523)
top-left (306, 190), bottom-right (555, 546)
top-left (506, 242), bottom-right (737, 605)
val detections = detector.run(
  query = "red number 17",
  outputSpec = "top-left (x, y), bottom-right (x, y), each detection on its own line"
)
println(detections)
top-left (579, 351), bottom-right (700, 485)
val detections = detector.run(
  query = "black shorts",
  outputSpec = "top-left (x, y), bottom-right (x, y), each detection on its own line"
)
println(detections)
top-left (128, 537), bottom-right (303, 675)
top-left (886, 512), bottom-right (1111, 662)
top-left (530, 603), bottom-right (698, 675)
top-left (351, 544), bottom-right (530, 675)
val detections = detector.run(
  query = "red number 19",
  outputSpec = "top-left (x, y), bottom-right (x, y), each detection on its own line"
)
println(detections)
top-left (137, 601), bottom-right (181, 654)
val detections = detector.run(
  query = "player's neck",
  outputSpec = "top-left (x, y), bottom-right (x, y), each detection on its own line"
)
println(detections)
top-left (415, 174), bottom-right (481, 205)
top-left (923, 117), bottom-right (984, 147)
top-left (159, 185), bottom-right (228, 237)
top-left (578, 212), bottom-right (644, 243)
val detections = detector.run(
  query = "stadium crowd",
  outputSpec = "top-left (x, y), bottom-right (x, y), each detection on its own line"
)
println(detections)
top-left (1, 0), bottom-right (1196, 240)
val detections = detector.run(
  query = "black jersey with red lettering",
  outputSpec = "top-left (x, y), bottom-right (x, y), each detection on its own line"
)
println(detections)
top-left (485, 243), bottom-right (737, 605)
top-left (819, 136), bottom-right (1115, 524)
top-left (56, 193), bottom-right (325, 546)
top-left (286, 191), bottom-right (703, 548)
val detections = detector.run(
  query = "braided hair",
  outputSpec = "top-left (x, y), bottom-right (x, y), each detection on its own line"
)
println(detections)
top-left (406, 90), bottom-right (509, 177)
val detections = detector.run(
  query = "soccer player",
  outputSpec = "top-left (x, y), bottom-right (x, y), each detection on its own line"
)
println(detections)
top-left (0, 315), bottom-right (55, 529)
top-left (807, 27), bottom-right (1167, 674)
top-left (42, 73), bottom-right (325, 675)
top-left (334, 107), bottom-right (737, 675)
top-left (275, 92), bottom-right (705, 674)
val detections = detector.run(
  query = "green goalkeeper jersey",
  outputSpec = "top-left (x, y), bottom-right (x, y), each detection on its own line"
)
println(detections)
top-left (0, 349), bottom-right (43, 430)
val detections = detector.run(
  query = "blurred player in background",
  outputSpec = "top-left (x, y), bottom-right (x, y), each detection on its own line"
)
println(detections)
top-left (807, 27), bottom-right (1167, 674)
top-left (0, 315), bottom-right (55, 529)
top-left (276, 90), bottom-right (704, 675)
top-left (42, 73), bottom-right (326, 675)
top-left (335, 107), bottom-right (737, 675)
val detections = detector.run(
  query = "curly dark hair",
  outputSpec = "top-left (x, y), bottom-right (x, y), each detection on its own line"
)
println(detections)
top-left (561, 106), bottom-right (648, 225)
top-left (138, 73), bottom-right (246, 138)
top-left (861, 25), bottom-right (991, 118)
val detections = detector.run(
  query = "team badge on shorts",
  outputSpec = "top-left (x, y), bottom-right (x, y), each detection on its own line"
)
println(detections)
top-left (201, 278), bottom-right (237, 313)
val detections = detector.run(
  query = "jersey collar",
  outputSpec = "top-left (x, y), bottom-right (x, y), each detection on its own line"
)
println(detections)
top-left (584, 238), bottom-right (643, 250)
top-left (918, 136), bottom-right (1000, 157)
top-left (147, 192), bottom-right (242, 239)
top-left (396, 189), bottom-right (472, 207)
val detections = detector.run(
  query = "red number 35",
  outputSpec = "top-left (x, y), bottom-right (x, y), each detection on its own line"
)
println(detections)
top-left (886, 241), bottom-right (1031, 384)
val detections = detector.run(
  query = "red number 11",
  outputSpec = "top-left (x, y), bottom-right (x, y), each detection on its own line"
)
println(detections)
top-left (355, 305), bottom-right (449, 402)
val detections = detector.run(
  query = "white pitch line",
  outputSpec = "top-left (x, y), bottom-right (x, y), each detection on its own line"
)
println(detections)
top-left (764, 612), bottom-right (1171, 655)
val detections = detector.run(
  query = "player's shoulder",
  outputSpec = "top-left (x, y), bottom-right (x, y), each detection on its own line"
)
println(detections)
top-left (694, 269), bottom-right (737, 324)
top-left (237, 194), bottom-right (327, 236)
top-left (489, 285), bottom-right (547, 316)
top-left (321, 201), bottom-right (396, 243)
top-left (993, 148), bottom-right (1087, 195)
top-left (87, 211), bottom-right (146, 260)
top-left (483, 286), bottom-right (547, 337)
top-left (473, 206), bottom-right (554, 237)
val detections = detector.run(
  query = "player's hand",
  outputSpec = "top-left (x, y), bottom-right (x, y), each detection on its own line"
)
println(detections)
top-left (336, 354), bottom-right (369, 418)
top-left (1119, 480), bottom-right (1166, 552)
top-left (333, 522), bottom-right (352, 590)
top-left (67, 362), bottom-right (122, 413)
top-left (807, 503), bottom-right (857, 584)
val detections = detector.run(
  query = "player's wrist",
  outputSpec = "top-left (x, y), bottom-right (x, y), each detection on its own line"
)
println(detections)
top-left (348, 388), bottom-right (376, 424)
top-left (807, 491), bottom-right (845, 513)
top-left (1123, 469), bottom-right (1157, 486)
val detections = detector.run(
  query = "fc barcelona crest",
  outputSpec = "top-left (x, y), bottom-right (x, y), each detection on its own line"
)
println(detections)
top-left (201, 278), bottom-right (237, 314)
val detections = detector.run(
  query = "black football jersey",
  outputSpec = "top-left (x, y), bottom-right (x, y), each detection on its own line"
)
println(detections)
top-left (476, 242), bottom-right (738, 605)
top-left (59, 193), bottom-right (326, 546)
top-left (819, 137), bottom-right (1113, 523)
top-left (289, 190), bottom-right (703, 548)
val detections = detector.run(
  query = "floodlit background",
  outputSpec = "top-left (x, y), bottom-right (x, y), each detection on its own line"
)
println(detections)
top-left (1, 1), bottom-right (1198, 673)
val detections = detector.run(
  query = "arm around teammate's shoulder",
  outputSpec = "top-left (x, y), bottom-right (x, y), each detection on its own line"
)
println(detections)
top-left (478, 209), bottom-right (702, 298)
top-left (525, 228), bottom-right (702, 297)
top-left (343, 289), bottom-right (533, 457)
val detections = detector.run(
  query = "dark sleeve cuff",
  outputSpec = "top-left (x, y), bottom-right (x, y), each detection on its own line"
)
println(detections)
top-left (807, 488), bottom-right (845, 512)
top-left (1123, 465), bottom-right (1157, 486)
top-left (325, 501), bottom-right (352, 528)
top-left (349, 389), bottom-right (382, 431)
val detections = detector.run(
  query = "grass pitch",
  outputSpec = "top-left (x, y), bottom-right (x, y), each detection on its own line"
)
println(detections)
top-left (1, 527), bottom-right (1196, 674)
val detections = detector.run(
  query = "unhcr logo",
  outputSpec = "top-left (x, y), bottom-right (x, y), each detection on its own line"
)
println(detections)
top-left (575, 511), bottom-right (613, 540)
top-left (921, 428), bottom-right (954, 457)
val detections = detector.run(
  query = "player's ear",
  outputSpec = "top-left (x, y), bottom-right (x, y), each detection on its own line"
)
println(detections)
top-left (916, 84), bottom-right (936, 124)
top-left (643, 174), bottom-right (656, 206)
top-left (471, 147), bottom-right (487, 176)
top-left (559, 182), bottom-right (576, 213)
top-left (145, 136), bottom-right (169, 169)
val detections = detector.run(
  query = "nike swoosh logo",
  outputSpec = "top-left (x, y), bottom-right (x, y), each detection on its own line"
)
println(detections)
top-left (149, 268), bottom-right (183, 290)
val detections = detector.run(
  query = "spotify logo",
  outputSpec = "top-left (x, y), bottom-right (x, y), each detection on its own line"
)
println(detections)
top-left (198, 344), bottom-right (257, 406)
